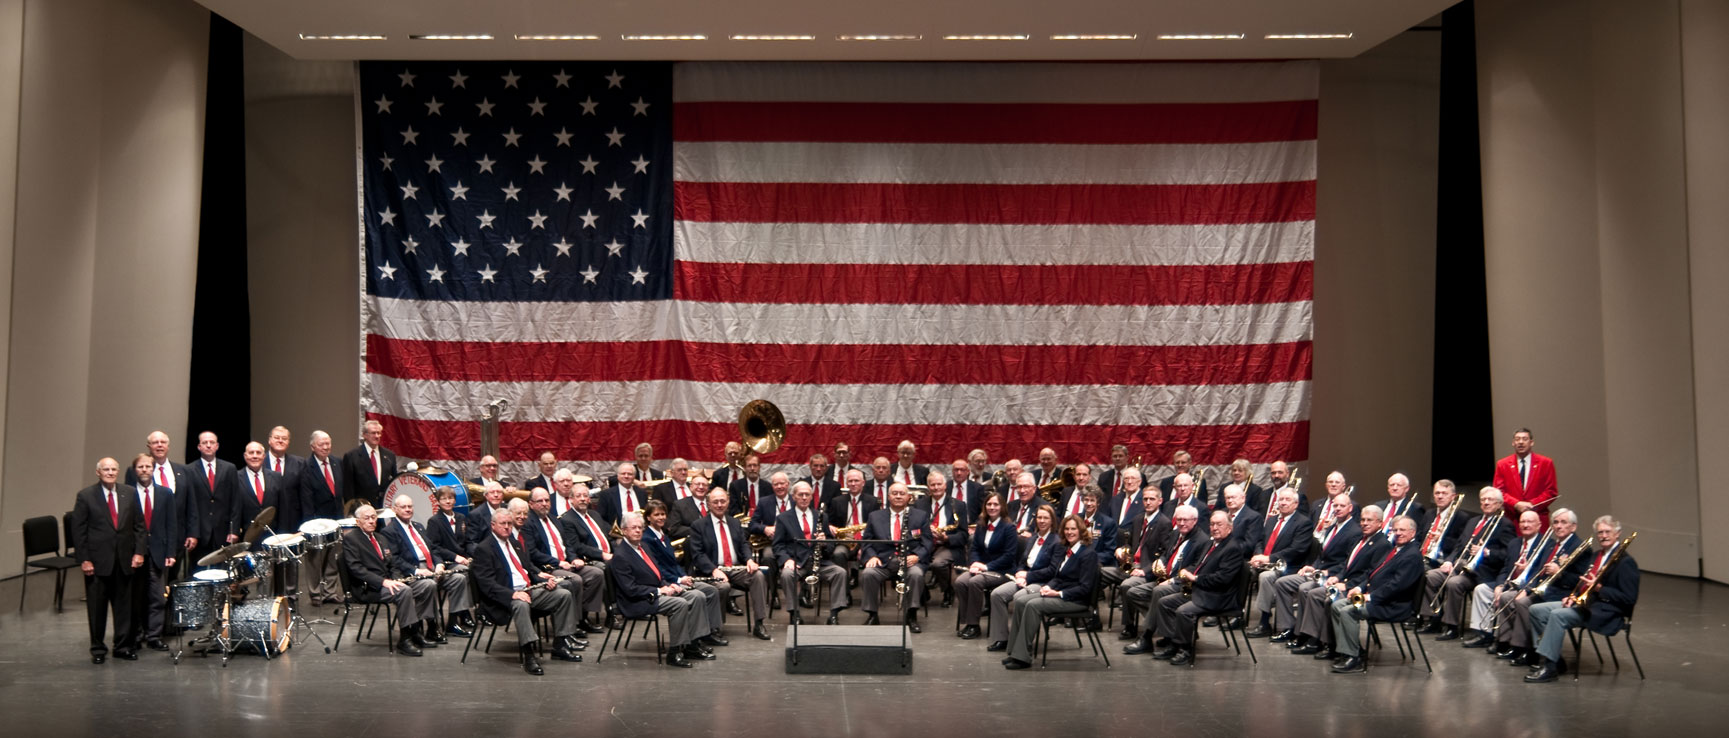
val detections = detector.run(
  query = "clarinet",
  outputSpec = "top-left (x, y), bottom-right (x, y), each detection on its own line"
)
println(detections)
top-left (893, 512), bottom-right (913, 602)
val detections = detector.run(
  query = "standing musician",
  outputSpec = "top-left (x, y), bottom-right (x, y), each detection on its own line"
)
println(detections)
top-left (1373, 474), bottom-right (1424, 541)
top-left (231, 442), bottom-right (286, 545)
top-left (298, 431), bottom-right (345, 605)
top-left (341, 504), bottom-right (439, 656)
top-left (1121, 505), bottom-right (1209, 655)
top-left (1245, 489), bottom-right (1312, 639)
top-left (1286, 505), bottom-right (1389, 659)
top-left (773, 481), bottom-right (845, 625)
top-left (1003, 473), bottom-right (1048, 536)
top-left (468, 502), bottom-right (583, 675)
top-left (1492, 428), bottom-right (1560, 525)
top-left (631, 442), bottom-right (661, 482)
top-left (949, 459), bottom-right (985, 522)
top-left (187, 432), bottom-right (239, 567)
top-left (264, 426), bottom-right (306, 530)
top-left (554, 478), bottom-right (616, 634)
top-left (917, 471), bottom-right (970, 608)
top-left (1488, 508), bottom-right (1588, 666)
top-left (609, 513), bottom-right (712, 668)
top-left (128, 454), bottom-right (178, 653)
top-left (1327, 515), bottom-right (1424, 674)
top-left (1424, 487), bottom-right (1515, 641)
top-left (122, 431), bottom-right (198, 570)
top-left (955, 492), bottom-right (1019, 640)
top-left (384, 494), bottom-right (473, 640)
top-left (1462, 509), bottom-right (1543, 649)
top-left (710, 441), bottom-right (745, 493)
top-left (1001, 514), bottom-right (1100, 670)
top-left (1525, 515), bottom-right (1638, 683)
top-left (523, 451), bottom-right (559, 492)
top-left (727, 454), bottom-right (772, 517)
top-left (858, 483), bottom-right (934, 631)
top-left (341, 419), bottom-right (397, 509)
top-left (985, 506), bottom-right (1059, 652)
top-left (1111, 488), bottom-right (1176, 640)
top-left (1261, 494), bottom-right (1359, 643)
top-left (689, 488), bottom-right (772, 640)
top-left (1145, 510), bottom-right (1246, 666)
top-left (1096, 444), bottom-right (1133, 502)
top-left (1156, 450), bottom-right (1207, 504)
top-left (642, 500), bottom-right (726, 648)
top-left (72, 457), bottom-right (145, 663)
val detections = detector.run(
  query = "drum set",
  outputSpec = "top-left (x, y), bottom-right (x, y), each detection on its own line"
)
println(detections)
top-left (169, 507), bottom-right (332, 664)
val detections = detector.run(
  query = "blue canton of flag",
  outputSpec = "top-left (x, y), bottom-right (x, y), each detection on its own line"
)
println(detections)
top-left (359, 62), bottom-right (673, 302)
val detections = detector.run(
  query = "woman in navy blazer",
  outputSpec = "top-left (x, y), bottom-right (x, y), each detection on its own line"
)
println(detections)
top-left (954, 493), bottom-right (1020, 639)
top-left (1003, 514), bottom-right (1100, 668)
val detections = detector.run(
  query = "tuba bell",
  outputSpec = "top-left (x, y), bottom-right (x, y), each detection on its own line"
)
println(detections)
top-left (738, 399), bottom-right (786, 456)
top-left (1036, 467), bottom-right (1075, 504)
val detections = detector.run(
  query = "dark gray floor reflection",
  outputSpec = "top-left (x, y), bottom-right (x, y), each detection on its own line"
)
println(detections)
top-left (0, 573), bottom-right (1722, 737)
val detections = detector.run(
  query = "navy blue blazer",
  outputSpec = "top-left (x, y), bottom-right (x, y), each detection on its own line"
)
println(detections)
top-left (1576, 548), bottom-right (1638, 634)
top-left (642, 528), bottom-right (687, 578)
top-left (861, 508), bottom-right (933, 562)
top-left (383, 518), bottom-right (448, 568)
top-left (915, 496), bottom-right (969, 553)
top-left (1361, 542), bottom-right (1425, 622)
top-left (771, 507), bottom-right (825, 569)
top-left (1013, 530), bottom-right (1061, 575)
top-left (136, 483), bottom-right (180, 567)
top-left (469, 532), bottom-right (538, 625)
top-left (607, 541), bottom-right (672, 619)
top-left (968, 518), bottom-right (1021, 573)
top-left (298, 456), bottom-right (346, 522)
top-left (519, 513), bottom-right (570, 566)
top-left (1081, 513), bottom-right (1118, 565)
top-left (1311, 519), bottom-right (1366, 573)
top-left (689, 514), bottom-right (753, 573)
top-left (1186, 537), bottom-right (1247, 614)
top-left (426, 511), bottom-right (470, 560)
top-left (1027, 544), bottom-right (1099, 602)
top-left (558, 509), bottom-right (613, 562)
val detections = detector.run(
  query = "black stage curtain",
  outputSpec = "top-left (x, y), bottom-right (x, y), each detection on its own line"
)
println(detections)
top-left (1429, 0), bottom-right (1494, 486)
top-left (184, 14), bottom-right (251, 465)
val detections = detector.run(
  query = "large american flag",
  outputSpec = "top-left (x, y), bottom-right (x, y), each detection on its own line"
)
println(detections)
top-left (359, 61), bottom-right (1315, 484)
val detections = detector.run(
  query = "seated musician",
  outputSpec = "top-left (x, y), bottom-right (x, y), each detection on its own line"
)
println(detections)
top-left (1259, 494), bottom-right (1358, 640)
top-left (749, 472), bottom-right (793, 545)
top-left (948, 459), bottom-right (983, 522)
top-left (858, 483), bottom-right (935, 631)
top-left (643, 500), bottom-right (727, 649)
top-left (1220, 483), bottom-right (1263, 545)
top-left (1327, 515), bottom-right (1423, 674)
top-left (1287, 505), bottom-right (1389, 659)
top-left (824, 468), bottom-right (880, 571)
top-left (554, 477), bottom-right (616, 633)
top-left (1424, 487), bottom-right (1514, 641)
top-left (384, 494), bottom-right (473, 639)
top-left (522, 487), bottom-right (599, 649)
top-left (1525, 515), bottom-right (1639, 683)
top-left (690, 488), bottom-right (771, 640)
top-left (986, 506), bottom-right (1058, 652)
top-left (955, 492), bottom-right (1019, 640)
top-left (609, 512), bottom-right (713, 668)
top-left (1463, 509), bottom-right (1543, 650)
top-left (917, 471), bottom-right (970, 608)
top-left (669, 472), bottom-right (715, 542)
top-left (1112, 487), bottom-right (1175, 640)
top-left (1145, 510), bottom-right (1245, 666)
top-left (1414, 480), bottom-right (1470, 599)
top-left (468, 503), bottom-right (583, 674)
top-left (341, 504), bottom-right (440, 656)
top-left (465, 481), bottom-right (507, 545)
top-left (1122, 505), bottom-right (1210, 656)
top-left (1001, 514), bottom-right (1100, 670)
top-left (425, 487), bottom-right (472, 571)
top-left (772, 481), bottom-right (845, 625)
top-left (1488, 508), bottom-right (1588, 666)
top-left (1107, 466), bottom-right (1148, 533)
top-left (1244, 489), bottom-right (1311, 638)
top-left (598, 463), bottom-right (649, 529)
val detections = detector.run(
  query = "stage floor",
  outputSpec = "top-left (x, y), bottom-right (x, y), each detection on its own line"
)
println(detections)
top-left (0, 573), bottom-right (1722, 736)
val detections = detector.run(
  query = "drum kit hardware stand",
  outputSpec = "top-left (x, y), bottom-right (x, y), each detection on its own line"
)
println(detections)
top-left (166, 507), bottom-right (335, 665)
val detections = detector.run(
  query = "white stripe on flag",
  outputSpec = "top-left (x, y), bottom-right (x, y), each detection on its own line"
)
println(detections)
top-left (673, 61), bottom-right (1319, 103)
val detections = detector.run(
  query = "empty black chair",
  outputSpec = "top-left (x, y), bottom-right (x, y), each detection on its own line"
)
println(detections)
top-left (20, 515), bottom-right (80, 614)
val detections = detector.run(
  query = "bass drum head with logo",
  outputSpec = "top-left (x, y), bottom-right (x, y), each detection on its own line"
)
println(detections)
top-left (224, 596), bottom-right (291, 655)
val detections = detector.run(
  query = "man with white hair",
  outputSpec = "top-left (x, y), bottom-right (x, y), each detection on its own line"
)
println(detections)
top-left (385, 494), bottom-right (474, 639)
top-left (342, 504), bottom-right (439, 656)
top-left (610, 512), bottom-right (711, 668)
top-left (1422, 486), bottom-right (1515, 641)
top-left (469, 501), bottom-right (583, 674)
top-left (342, 419), bottom-right (398, 509)
top-left (299, 430), bottom-right (346, 605)
top-left (891, 440), bottom-right (928, 487)
top-left (1373, 473), bottom-right (1424, 541)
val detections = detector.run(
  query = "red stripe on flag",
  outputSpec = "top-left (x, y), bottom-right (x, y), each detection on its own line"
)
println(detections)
top-left (673, 181), bottom-right (1315, 225)
top-left (368, 413), bottom-right (1310, 467)
top-left (671, 261), bottom-right (1312, 306)
top-left (673, 101), bottom-right (1318, 145)
top-left (366, 335), bottom-right (1313, 385)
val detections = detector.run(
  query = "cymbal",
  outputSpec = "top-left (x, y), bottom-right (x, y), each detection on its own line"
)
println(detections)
top-left (637, 477), bottom-right (672, 488)
top-left (571, 474), bottom-right (594, 485)
top-left (242, 506), bottom-right (277, 544)
top-left (196, 542), bottom-right (252, 567)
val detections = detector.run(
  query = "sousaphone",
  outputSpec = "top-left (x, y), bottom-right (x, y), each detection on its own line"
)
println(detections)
top-left (738, 399), bottom-right (786, 456)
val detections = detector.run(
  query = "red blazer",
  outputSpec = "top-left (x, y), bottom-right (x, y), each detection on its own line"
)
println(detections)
top-left (1492, 453), bottom-right (1558, 518)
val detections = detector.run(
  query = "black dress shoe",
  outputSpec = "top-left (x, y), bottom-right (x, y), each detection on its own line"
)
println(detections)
top-left (683, 645), bottom-right (717, 661)
top-left (1291, 642), bottom-right (1322, 655)
top-left (1462, 631), bottom-right (1494, 648)
top-left (562, 636), bottom-right (588, 651)
top-left (396, 640), bottom-right (423, 657)
top-left (1417, 621), bottom-right (1444, 634)
top-left (607, 614), bottom-right (625, 630)
top-left (113, 650), bottom-right (138, 661)
top-left (549, 645), bottom-right (583, 663)
top-left (1200, 617), bottom-right (1218, 628)
top-left (1123, 639), bottom-right (1156, 655)
top-left (959, 625), bottom-right (981, 640)
top-left (863, 612), bottom-right (880, 625)
top-left (1332, 656), bottom-right (1366, 674)
top-left (144, 639), bottom-right (168, 652)
top-left (1493, 644), bottom-right (1518, 658)
top-left (1004, 658), bottom-right (1031, 670)
top-left (666, 650), bottom-right (693, 668)
top-left (986, 640), bottom-right (1008, 652)
top-left (1245, 626), bottom-right (1271, 638)
top-left (1285, 635), bottom-right (1311, 650)
top-left (941, 592), bottom-right (954, 608)
top-left (702, 632), bottom-right (730, 647)
top-left (1150, 646), bottom-right (1178, 660)
top-left (1269, 629), bottom-right (1295, 643)
top-left (1509, 650), bottom-right (1536, 668)
top-left (1524, 659), bottom-right (1562, 683)
top-left (446, 622), bottom-right (472, 638)
top-left (1312, 647), bottom-right (1336, 660)
top-left (1435, 626), bottom-right (1462, 641)
top-left (410, 631), bottom-right (433, 649)
top-left (727, 601), bottom-right (746, 617)
top-left (1118, 627), bottom-right (1138, 641)
top-left (521, 647), bottom-right (544, 676)
top-left (1225, 616), bottom-right (1245, 630)
top-left (752, 623), bottom-right (771, 640)
top-left (578, 620), bottom-right (606, 635)
top-left (907, 614), bottom-right (922, 634)
top-left (1168, 649), bottom-right (1195, 666)
top-left (91, 653), bottom-right (107, 665)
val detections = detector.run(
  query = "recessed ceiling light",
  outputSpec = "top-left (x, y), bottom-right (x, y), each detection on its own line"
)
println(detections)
top-left (515, 34), bottom-right (601, 41)
top-left (942, 34), bottom-right (1030, 41)
top-left (1265, 33), bottom-right (1355, 40)
top-left (621, 34), bottom-right (708, 41)
top-left (1157, 34), bottom-right (1245, 41)
top-left (1051, 34), bottom-right (1138, 41)
top-left (729, 35), bottom-right (816, 41)
top-left (409, 34), bottom-right (494, 41)
top-left (298, 34), bottom-right (387, 41)
top-left (836, 34), bottom-right (923, 41)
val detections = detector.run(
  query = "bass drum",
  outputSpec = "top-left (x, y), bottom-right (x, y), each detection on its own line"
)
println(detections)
top-left (225, 596), bottom-right (291, 655)
top-left (385, 467), bottom-right (471, 521)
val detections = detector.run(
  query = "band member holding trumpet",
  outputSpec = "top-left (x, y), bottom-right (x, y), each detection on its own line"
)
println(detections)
top-left (917, 471), bottom-right (970, 608)
top-left (986, 505), bottom-right (1059, 652)
top-left (773, 481), bottom-right (846, 624)
top-left (1328, 515), bottom-right (1423, 674)
top-left (609, 513), bottom-right (712, 668)
top-left (1286, 505), bottom-right (1388, 659)
top-left (1487, 508), bottom-right (1588, 665)
top-left (1462, 509), bottom-right (1544, 649)
top-left (342, 504), bottom-right (440, 656)
top-left (1526, 515), bottom-right (1638, 683)
top-left (955, 492), bottom-right (1019, 640)
top-left (1111, 488), bottom-right (1176, 639)
top-left (1002, 514), bottom-right (1100, 670)
top-left (1122, 505), bottom-right (1209, 655)
top-left (470, 501), bottom-right (584, 675)
top-left (386, 494), bottom-right (473, 639)
top-left (1423, 487), bottom-right (1514, 641)
top-left (859, 483), bottom-right (934, 631)
top-left (1145, 510), bottom-right (1245, 666)
top-left (1244, 489), bottom-right (1312, 638)
top-left (690, 488), bottom-right (772, 641)
top-left (1264, 495), bottom-right (1360, 643)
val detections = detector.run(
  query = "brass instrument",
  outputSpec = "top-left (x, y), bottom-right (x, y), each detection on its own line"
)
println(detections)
top-left (466, 481), bottom-right (532, 503)
top-left (1252, 557), bottom-right (1287, 573)
top-left (1115, 545), bottom-right (1132, 564)
top-left (670, 537), bottom-right (687, 559)
top-left (1149, 558), bottom-right (1170, 582)
top-left (1571, 532), bottom-right (1636, 609)
top-left (1420, 493), bottom-right (1464, 561)
top-left (1426, 509), bottom-right (1503, 611)
top-left (738, 399), bottom-right (786, 455)
top-left (1179, 568), bottom-right (1194, 597)
top-left (990, 469), bottom-right (1007, 488)
top-left (1287, 466), bottom-right (1303, 495)
top-left (1528, 536), bottom-right (1594, 597)
top-left (1348, 590), bottom-right (1370, 609)
top-left (833, 523), bottom-right (867, 540)
top-left (636, 477), bottom-right (672, 488)
top-left (1036, 467), bottom-right (1074, 504)
top-left (609, 521), bottom-right (623, 539)
top-left (1489, 530), bottom-right (1558, 621)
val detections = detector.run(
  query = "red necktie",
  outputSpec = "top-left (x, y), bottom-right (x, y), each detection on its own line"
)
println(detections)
top-left (891, 512), bottom-right (902, 540)
top-left (1347, 538), bottom-right (1368, 568)
top-left (370, 449), bottom-right (380, 484)
top-left (801, 512), bottom-right (812, 539)
top-left (206, 462), bottom-right (216, 495)
top-left (1586, 550), bottom-right (1607, 579)
top-left (157, 465), bottom-right (170, 490)
top-left (543, 519), bottom-right (564, 558)
top-left (142, 488), bottom-right (152, 531)
top-left (407, 523), bottom-right (433, 564)
top-left (1135, 518), bottom-right (1155, 563)
top-left (718, 519), bottom-right (735, 566)
top-left (624, 488), bottom-right (637, 513)
top-left (697, 499), bottom-right (708, 516)
top-left (1068, 492), bottom-right (1083, 516)
top-left (1263, 515), bottom-right (1285, 556)
top-left (582, 513), bottom-right (610, 554)
top-left (1017, 506), bottom-right (1030, 532)
top-left (1167, 541), bottom-right (1184, 571)
top-left (638, 544), bottom-right (662, 580)
top-left (274, 457), bottom-right (282, 474)
top-left (1194, 542), bottom-right (1217, 571)
top-left (503, 538), bottom-right (530, 585)
top-left (107, 489), bottom-right (118, 528)
top-left (1114, 473), bottom-right (1123, 497)
top-left (253, 471), bottom-right (265, 504)
top-left (850, 500), bottom-right (861, 526)
top-left (323, 461), bottom-right (336, 497)
top-left (1369, 547), bottom-right (1399, 580)
top-left (368, 533), bottom-right (382, 560)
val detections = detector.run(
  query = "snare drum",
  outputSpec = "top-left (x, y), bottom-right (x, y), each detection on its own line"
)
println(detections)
top-left (337, 517), bottom-right (357, 530)
top-left (192, 568), bottom-right (233, 585)
top-left (261, 533), bottom-right (304, 563)
top-left (298, 518), bottom-right (339, 550)
top-left (224, 596), bottom-right (291, 655)
top-left (168, 579), bottom-right (226, 629)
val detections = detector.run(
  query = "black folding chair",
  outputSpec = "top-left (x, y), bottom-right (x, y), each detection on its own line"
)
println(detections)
top-left (1364, 577), bottom-right (1431, 673)
top-left (1187, 566), bottom-right (1257, 666)
top-left (595, 569), bottom-right (663, 663)
top-left (459, 573), bottom-right (506, 664)
top-left (333, 560), bottom-right (396, 652)
top-left (20, 515), bottom-right (79, 613)
top-left (1036, 571), bottom-right (1111, 668)
top-left (1567, 612), bottom-right (1644, 681)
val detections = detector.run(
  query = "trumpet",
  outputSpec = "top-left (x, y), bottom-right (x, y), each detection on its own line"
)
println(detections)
top-left (670, 537), bottom-right (687, 559)
top-left (1252, 557), bottom-right (1287, 573)
top-left (1348, 590), bottom-right (1370, 609)
top-left (1114, 545), bottom-right (1132, 564)
top-left (1036, 468), bottom-right (1074, 504)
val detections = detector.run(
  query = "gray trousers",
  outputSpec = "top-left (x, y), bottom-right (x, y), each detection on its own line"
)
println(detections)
top-left (1530, 600), bottom-right (1584, 662)
top-left (1154, 591), bottom-right (1205, 648)
top-left (1493, 590), bottom-right (1542, 648)
top-left (563, 564), bottom-right (606, 617)
top-left (1296, 580), bottom-right (1340, 643)
top-left (927, 547), bottom-right (957, 593)
top-left (304, 542), bottom-right (342, 602)
top-left (1253, 568), bottom-right (1280, 615)
top-left (1439, 571), bottom-right (1478, 626)
top-left (720, 567), bottom-right (770, 624)
top-left (987, 580), bottom-right (1029, 642)
top-left (366, 578), bottom-right (439, 627)
top-left (860, 560), bottom-right (926, 615)
top-left (1128, 580), bottom-right (1183, 636)
top-left (780, 561), bottom-right (848, 612)
top-left (1270, 572), bottom-right (1312, 631)
top-left (657, 589), bottom-right (709, 648)
top-left (1421, 567), bottom-right (1448, 617)
top-left (1006, 592), bottom-right (1087, 663)
top-left (954, 571), bottom-right (1007, 626)
top-left (686, 581), bottom-right (723, 631)
top-left (507, 584), bottom-right (579, 647)
top-left (1329, 597), bottom-right (1368, 657)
